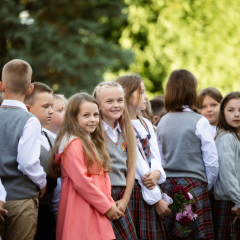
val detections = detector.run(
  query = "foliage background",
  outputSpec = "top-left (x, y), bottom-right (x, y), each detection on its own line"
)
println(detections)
top-left (1, 0), bottom-right (240, 98)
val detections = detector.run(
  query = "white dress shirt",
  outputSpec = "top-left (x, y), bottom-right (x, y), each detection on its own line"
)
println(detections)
top-left (210, 125), bottom-right (217, 138)
top-left (102, 121), bottom-right (121, 143)
top-left (131, 117), bottom-right (166, 205)
top-left (0, 179), bottom-right (6, 202)
top-left (2, 100), bottom-right (47, 189)
top-left (42, 127), bottom-right (57, 139)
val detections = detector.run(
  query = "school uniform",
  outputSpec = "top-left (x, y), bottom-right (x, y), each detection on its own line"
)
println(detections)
top-left (103, 121), bottom-right (138, 240)
top-left (35, 130), bottom-right (57, 240)
top-left (214, 131), bottom-right (240, 239)
top-left (42, 128), bottom-right (61, 217)
top-left (157, 107), bottom-right (219, 239)
top-left (0, 100), bottom-right (47, 240)
top-left (130, 117), bottom-right (169, 240)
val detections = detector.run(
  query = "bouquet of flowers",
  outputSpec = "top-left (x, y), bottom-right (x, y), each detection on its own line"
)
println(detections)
top-left (169, 186), bottom-right (198, 236)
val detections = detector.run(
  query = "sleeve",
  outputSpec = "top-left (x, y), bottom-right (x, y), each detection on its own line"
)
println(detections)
top-left (145, 118), bottom-right (166, 184)
top-left (195, 117), bottom-right (219, 191)
top-left (156, 133), bottom-right (166, 167)
top-left (64, 139), bottom-right (112, 215)
top-left (50, 178), bottom-right (61, 215)
top-left (135, 145), bottom-right (162, 205)
top-left (216, 135), bottom-right (240, 208)
top-left (17, 117), bottom-right (47, 189)
top-left (0, 179), bottom-right (6, 202)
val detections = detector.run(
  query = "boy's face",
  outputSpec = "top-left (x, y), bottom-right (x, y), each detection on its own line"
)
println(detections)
top-left (28, 92), bottom-right (54, 126)
top-left (50, 99), bottom-right (65, 133)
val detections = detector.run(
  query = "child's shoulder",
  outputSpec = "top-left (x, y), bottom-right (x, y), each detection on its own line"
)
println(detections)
top-left (216, 131), bottom-right (238, 144)
top-left (59, 135), bottom-right (82, 154)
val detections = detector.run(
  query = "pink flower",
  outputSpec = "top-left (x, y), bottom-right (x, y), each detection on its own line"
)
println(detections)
top-left (176, 212), bottom-right (183, 221)
top-left (185, 204), bottom-right (192, 211)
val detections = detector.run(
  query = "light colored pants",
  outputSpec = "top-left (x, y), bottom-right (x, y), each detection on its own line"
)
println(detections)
top-left (0, 198), bottom-right (39, 240)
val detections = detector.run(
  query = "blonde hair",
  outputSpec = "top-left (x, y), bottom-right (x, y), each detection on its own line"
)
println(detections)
top-left (2, 59), bottom-right (32, 95)
top-left (53, 94), bottom-right (68, 107)
top-left (93, 81), bottom-right (136, 170)
top-left (49, 92), bottom-right (111, 178)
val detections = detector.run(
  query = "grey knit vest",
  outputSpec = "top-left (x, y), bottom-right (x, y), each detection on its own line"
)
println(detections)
top-left (0, 106), bottom-right (40, 201)
top-left (157, 112), bottom-right (207, 183)
top-left (107, 132), bottom-right (128, 186)
top-left (39, 132), bottom-right (55, 205)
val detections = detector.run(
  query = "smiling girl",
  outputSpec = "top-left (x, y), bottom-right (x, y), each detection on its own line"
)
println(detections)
top-left (198, 87), bottom-right (223, 137)
top-left (214, 92), bottom-right (240, 239)
top-left (50, 93), bottom-right (124, 240)
top-left (116, 74), bottom-right (171, 240)
top-left (93, 82), bottom-right (138, 240)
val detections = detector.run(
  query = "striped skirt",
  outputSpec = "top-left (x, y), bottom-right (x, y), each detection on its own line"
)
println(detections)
top-left (128, 180), bottom-right (170, 240)
top-left (111, 186), bottom-right (138, 240)
top-left (161, 177), bottom-right (214, 239)
top-left (214, 200), bottom-right (240, 240)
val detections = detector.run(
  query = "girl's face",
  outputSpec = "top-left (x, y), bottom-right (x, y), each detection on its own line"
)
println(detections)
top-left (77, 101), bottom-right (99, 134)
top-left (130, 81), bottom-right (148, 111)
top-left (224, 98), bottom-right (240, 130)
top-left (99, 87), bottom-right (124, 125)
top-left (200, 95), bottom-right (220, 126)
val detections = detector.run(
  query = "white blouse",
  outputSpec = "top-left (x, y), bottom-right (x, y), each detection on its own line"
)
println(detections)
top-left (131, 117), bottom-right (166, 205)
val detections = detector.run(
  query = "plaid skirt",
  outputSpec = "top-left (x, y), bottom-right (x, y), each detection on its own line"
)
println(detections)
top-left (128, 180), bottom-right (170, 240)
top-left (111, 186), bottom-right (138, 240)
top-left (214, 200), bottom-right (240, 240)
top-left (161, 177), bottom-right (214, 239)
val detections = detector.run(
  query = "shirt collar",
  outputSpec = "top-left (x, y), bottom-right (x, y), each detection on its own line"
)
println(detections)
top-left (182, 105), bottom-right (193, 113)
top-left (102, 120), bottom-right (121, 132)
top-left (1, 99), bottom-right (28, 111)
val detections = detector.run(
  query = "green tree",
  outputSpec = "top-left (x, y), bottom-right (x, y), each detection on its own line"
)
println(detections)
top-left (120, 0), bottom-right (240, 96)
top-left (0, 0), bottom-right (133, 96)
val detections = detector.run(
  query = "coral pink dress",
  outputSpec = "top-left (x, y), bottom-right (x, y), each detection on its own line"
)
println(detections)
top-left (55, 137), bottom-right (116, 240)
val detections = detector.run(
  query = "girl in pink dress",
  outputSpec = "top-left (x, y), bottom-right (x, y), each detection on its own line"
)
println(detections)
top-left (49, 93), bottom-right (124, 240)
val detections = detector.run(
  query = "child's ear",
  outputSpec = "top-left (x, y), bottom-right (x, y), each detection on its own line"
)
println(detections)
top-left (153, 115), bottom-right (159, 126)
top-left (26, 84), bottom-right (34, 96)
top-left (0, 81), bottom-right (5, 93)
top-left (25, 104), bottom-right (31, 112)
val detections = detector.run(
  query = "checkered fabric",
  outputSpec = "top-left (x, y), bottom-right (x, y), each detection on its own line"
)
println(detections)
top-left (161, 177), bottom-right (214, 239)
top-left (111, 186), bottom-right (138, 240)
top-left (214, 200), bottom-right (240, 240)
top-left (129, 180), bottom-right (170, 240)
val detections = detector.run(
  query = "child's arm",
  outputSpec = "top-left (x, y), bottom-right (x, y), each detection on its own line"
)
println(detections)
top-left (17, 117), bottom-right (47, 192)
top-left (0, 179), bottom-right (7, 222)
top-left (64, 138), bottom-right (123, 216)
top-left (142, 118), bottom-right (166, 187)
top-left (216, 134), bottom-right (240, 208)
top-left (115, 162), bottom-right (135, 213)
top-left (195, 117), bottom-right (219, 190)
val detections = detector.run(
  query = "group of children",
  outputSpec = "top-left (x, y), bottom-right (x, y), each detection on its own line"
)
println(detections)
top-left (0, 59), bottom-right (239, 240)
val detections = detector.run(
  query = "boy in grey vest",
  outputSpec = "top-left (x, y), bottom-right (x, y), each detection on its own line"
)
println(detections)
top-left (0, 59), bottom-right (47, 240)
top-left (25, 82), bottom-right (57, 240)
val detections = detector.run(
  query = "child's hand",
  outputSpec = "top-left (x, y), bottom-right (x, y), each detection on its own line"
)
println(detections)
top-left (142, 170), bottom-right (160, 190)
top-left (155, 199), bottom-right (172, 217)
top-left (0, 201), bottom-right (8, 222)
top-left (105, 205), bottom-right (125, 221)
top-left (39, 185), bottom-right (47, 198)
top-left (231, 206), bottom-right (240, 216)
top-left (116, 198), bottom-right (128, 213)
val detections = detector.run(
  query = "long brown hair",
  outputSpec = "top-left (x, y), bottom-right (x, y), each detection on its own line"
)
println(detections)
top-left (93, 81), bottom-right (136, 170)
top-left (165, 69), bottom-right (199, 113)
top-left (49, 92), bottom-right (111, 178)
top-left (198, 87), bottom-right (223, 109)
top-left (216, 92), bottom-right (240, 141)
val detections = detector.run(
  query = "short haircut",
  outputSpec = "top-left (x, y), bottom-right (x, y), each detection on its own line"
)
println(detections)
top-left (0, 93), bottom-right (3, 106)
top-left (24, 82), bottom-right (53, 106)
top-left (2, 59), bottom-right (32, 95)
top-left (150, 96), bottom-right (164, 116)
top-left (198, 87), bottom-right (223, 109)
top-left (165, 69), bottom-right (198, 113)
top-left (53, 94), bottom-right (68, 107)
